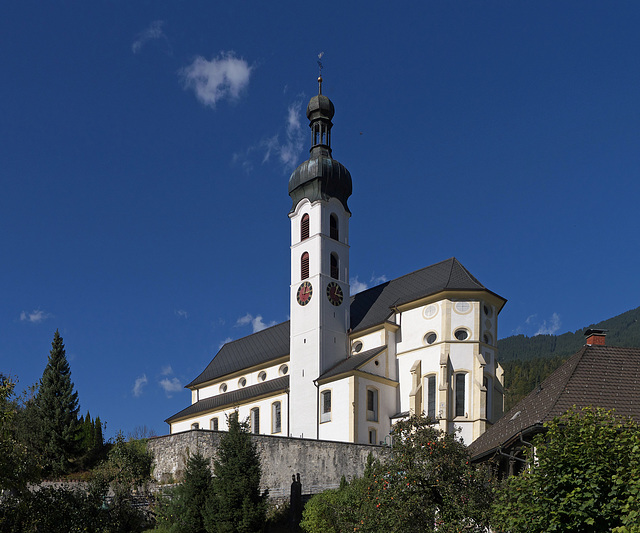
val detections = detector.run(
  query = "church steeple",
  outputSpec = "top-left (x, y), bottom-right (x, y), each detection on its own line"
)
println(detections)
top-left (288, 79), bottom-right (352, 213)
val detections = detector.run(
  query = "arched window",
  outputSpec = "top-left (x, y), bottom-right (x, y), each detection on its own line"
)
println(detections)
top-left (330, 253), bottom-right (339, 280)
top-left (367, 388), bottom-right (379, 422)
top-left (455, 373), bottom-right (467, 418)
top-left (425, 375), bottom-right (437, 419)
top-left (301, 214), bottom-right (310, 241)
top-left (272, 402), bottom-right (282, 433)
top-left (330, 214), bottom-right (339, 240)
top-left (250, 407), bottom-right (260, 434)
top-left (301, 252), bottom-right (309, 280)
top-left (321, 390), bottom-right (332, 423)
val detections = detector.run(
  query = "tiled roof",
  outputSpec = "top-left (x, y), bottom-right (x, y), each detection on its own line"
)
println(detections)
top-left (469, 345), bottom-right (640, 460)
top-left (318, 346), bottom-right (387, 381)
top-left (187, 257), bottom-right (503, 389)
top-left (166, 376), bottom-right (289, 424)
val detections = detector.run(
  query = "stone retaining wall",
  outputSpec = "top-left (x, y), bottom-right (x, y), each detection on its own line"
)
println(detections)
top-left (147, 430), bottom-right (387, 497)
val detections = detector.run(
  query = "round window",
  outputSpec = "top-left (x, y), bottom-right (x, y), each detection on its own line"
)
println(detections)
top-left (219, 383), bottom-right (228, 393)
top-left (352, 341), bottom-right (363, 354)
top-left (425, 332), bottom-right (437, 345)
top-left (454, 301), bottom-right (471, 314)
top-left (454, 329), bottom-right (469, 341)
top-left (258, 371), bottom-right (266, 382)
top-left (279, 364), bottom-right (288, 376)
top-left (423, 304), bottom-right (438, 319)
top-left (238, 377), bottom-right (247, 387)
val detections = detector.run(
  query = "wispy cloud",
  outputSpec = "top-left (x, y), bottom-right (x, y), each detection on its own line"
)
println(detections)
top-left (236, 313), bottom-right (276, 333)
top-left (349, 273), bottom-right (388, 295)
top-left (20, 309), bottom-right (50, 323)
top-left (535, 313), bottom-right (561, 335)
top-left (234, 97), bottom-right (306, 172)
top-left (180, 52), bottom-right (252, 109)
top-left (161, 365), bottom-right (173, 376)
top-left (218, 337), bottom-right (233, 351)
top-left (159, 377), bottom-right (183, 397)
top-left (132, 20), bottom-right (170, 54)
top-left (132, 374), bottom-right (148, 397)
top-left (175, 309), bottom-right (188, 319)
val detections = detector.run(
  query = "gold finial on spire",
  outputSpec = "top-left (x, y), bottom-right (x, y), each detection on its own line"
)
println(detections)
top-left (317, 52), bottom-right (324, 94)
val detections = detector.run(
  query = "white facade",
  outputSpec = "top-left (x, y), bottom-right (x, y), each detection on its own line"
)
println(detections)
top-left (166, 83), bottom-right (506, 446)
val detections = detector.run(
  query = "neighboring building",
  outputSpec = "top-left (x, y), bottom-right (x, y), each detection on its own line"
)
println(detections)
top-left (166, 78), bottom-right (506, 445)
top-left (469, 329), bottom-right (640, 473)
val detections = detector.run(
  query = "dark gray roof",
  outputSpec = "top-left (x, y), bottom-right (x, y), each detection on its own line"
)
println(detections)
top-left (469, 345), bottom-right (640, 461)
top-left (167, 376), bottom-right (289, 424)
top-left (187, 257), bottom-right (503, 389)
top-left (186, 321), bottom-right (289, 388)
top-left (350, 257), bottom-right (500, 333)
top-left (318, 346), bottom-right (387, 381)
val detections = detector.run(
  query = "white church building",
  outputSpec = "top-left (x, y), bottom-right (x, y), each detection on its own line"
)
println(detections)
top-left (166, 78), bottom-right (506, 446)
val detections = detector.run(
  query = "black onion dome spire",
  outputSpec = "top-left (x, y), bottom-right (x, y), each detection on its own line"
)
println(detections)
top-left (288, 77), bottom-right (352, 213)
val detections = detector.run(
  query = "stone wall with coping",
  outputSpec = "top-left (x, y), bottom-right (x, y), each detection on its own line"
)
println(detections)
top-left (147, 430), bottom-right (387, 498)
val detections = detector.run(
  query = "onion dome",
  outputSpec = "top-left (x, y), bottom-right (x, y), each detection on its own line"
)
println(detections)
top-left (288, 77), bottom-right (352, 213)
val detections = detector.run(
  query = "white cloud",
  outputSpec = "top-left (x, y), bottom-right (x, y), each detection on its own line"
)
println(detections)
top-left (218, 337), bottom-right (233, 350)
top-left (132, 374), bottom-right (148, 397)
top-left (349, 273), bottom-right (388, 295)
top-left (19, 309), bottom-right (50, 323)
top-left (350, 276), bottom-right (369, 295)
top-left (236, 313), bottom-right (276, 333)
top-left (161, 365), bottom-right (173, 376)
top-left (132, 20), bottom-right (169, 54)
top-left (536, 313), bottom-right (562, 336)
top-left (175, 309), bottom-right (188, 319)
top-left (181, 52), bottom-right (252, 109)
top-left (159, 377), bottom-right (183, 397)
top-left (278, 101), bottom-right (305, 168)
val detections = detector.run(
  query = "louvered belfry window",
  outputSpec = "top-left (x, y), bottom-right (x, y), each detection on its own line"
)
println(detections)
top-left (330, 214), bottom-right (339, 240)
top-left (330, 253), bottom-right (339, 280)
top-left (301, 214), bottom-right (310, 241)
top-left (301, 252), bottom-right (310, 280)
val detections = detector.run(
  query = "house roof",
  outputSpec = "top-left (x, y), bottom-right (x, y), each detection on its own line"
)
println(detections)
top-left (186, 257), bottom-right (503, 389)
top-left (318, 346), bottom-right (387, 381)
top-left (469, 345), bottom-right (640, 461)
top-left (166, 376), bottom-right (289, 424)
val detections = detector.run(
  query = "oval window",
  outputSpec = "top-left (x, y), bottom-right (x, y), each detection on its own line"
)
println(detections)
top-left (352, 341), bottom-right (363, 354)
top-left (425, 332), bottom-right (437, 345)
top-left (279, 364), bottom-right (288, 376)
top-left (483, 333), bottom-right (493, 345)
top-left (454, 329), bottom-right (469, 341)
top-left (219, 383), bottom-right (228, 393)
top-left (483, 304), bottom-right (493, 318)
top-left (258, 371), bottom-right (267, 382)
top-left (423, 304), bottom-right (438, 319)
top-left (239, 377), bottom-right (247, 387)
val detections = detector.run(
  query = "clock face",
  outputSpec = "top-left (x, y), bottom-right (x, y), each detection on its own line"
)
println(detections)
top-left (296, 281), bottom-right (313, 306)
top-left (326, 281), bottom-right (344, 306)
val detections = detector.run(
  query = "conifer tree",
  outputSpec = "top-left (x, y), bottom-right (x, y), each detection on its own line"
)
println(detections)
top-left (204, 413), bottom-right (267, 533)
top-left (36, 329), bottom-right (80, 476)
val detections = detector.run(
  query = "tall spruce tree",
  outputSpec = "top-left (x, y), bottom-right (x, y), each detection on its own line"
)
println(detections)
top-left (204, 413), bottom-right (267, 533)
top-left (36, 329), bottom-right (80, 476)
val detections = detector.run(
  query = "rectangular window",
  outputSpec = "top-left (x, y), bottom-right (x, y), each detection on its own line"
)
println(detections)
top-left (368, 428), bottom-right (377, 445)
top-left (455, 373), bottom-right (466, 418)
top-left (427, 375), bottom-right (436, 419)
top-left (250, 407), bottom-right (260, 434)
top-left (272, 402), bottom-right (282, 433)
top-left (211, 418), bottom-right (219, 431)
top-left (321, 390), bottom-right (331, 422)
top-left (367, 388), bottom-right (378, 422)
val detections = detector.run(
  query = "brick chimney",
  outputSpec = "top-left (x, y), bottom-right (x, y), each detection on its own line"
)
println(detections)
top-left (584, 328), bottom-right (607, 346)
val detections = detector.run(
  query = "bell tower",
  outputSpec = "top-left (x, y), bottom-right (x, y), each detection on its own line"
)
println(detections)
top-left (287, 77), bottom-right (352, 438)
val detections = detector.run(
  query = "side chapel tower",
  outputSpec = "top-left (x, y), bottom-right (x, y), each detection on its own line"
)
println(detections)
top-left (288, 78), bottom-right (352, 438)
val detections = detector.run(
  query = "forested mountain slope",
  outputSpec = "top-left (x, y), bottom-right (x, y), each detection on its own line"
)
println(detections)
top-left (497, 306), bottom-right (640, 410)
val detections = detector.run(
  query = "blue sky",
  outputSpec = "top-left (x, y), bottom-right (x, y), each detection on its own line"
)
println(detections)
top-left (2, 2), bottom-right (639, 439)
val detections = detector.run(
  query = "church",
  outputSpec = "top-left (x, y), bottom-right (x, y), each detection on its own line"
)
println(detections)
top-left (166, 78), bottom-right (506, 446)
